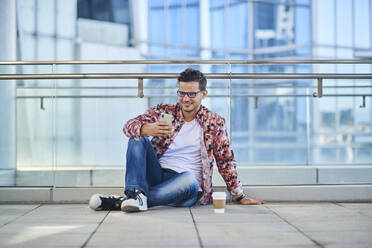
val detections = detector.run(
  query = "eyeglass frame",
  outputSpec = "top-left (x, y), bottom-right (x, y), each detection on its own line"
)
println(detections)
top-left (177, 90), bottom-right (203, 98)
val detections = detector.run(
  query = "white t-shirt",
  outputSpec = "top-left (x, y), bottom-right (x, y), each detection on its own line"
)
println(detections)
top-left (159, 119), bottom-right (203, 189)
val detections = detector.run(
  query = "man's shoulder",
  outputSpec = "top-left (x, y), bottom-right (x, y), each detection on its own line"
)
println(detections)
top-left (201, 106), bottom-right (225, 123)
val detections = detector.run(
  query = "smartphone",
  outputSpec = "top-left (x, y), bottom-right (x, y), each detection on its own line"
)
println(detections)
top-left (159, 113), bottom-right (173, 126)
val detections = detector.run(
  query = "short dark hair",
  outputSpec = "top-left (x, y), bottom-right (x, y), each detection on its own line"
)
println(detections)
top-left (178, 68), bottom-right (207, 91)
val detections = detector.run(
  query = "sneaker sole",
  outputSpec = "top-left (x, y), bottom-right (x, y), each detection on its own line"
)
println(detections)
top-left (121, 205), bottom-right (141, 212)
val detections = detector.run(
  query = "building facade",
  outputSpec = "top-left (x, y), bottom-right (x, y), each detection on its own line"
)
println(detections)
top-left (0, 0), bottom-right (371, 187)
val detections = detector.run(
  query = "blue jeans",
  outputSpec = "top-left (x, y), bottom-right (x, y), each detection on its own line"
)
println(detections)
top-left (125, 137), bottom-right (199, 207)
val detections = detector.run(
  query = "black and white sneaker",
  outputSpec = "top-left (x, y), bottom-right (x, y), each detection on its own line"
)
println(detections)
top-left (89, 194), bottom-right (124, 211)
top-left (121, 189), bottom-right (148, 212)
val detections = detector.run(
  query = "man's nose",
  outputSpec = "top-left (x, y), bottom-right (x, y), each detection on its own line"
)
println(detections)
top-left (183, 94), bottom-right (191, 100)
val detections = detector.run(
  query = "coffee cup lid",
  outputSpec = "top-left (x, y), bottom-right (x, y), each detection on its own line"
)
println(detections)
top-left (212, 192), bottom-right (226, 198)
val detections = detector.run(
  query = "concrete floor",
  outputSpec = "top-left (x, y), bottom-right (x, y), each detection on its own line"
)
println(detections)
top-left (0, 203), bottom-right (371, 248)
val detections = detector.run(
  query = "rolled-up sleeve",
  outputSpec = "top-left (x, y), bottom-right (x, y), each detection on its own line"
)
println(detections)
top-left (123, 104), bottom-right (162, 140)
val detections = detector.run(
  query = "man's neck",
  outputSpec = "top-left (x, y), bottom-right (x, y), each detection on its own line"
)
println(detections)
top-left (182, 106), bottom-right (201, 122)
top-left (182, 111), bottom-right (195, 122)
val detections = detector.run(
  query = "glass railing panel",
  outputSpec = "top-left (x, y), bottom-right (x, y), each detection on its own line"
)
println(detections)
top-left (53, 63), bottom-right (147, 187)
top-left (0, 65), bottom-right (17, 186)
top-left (1, 60), bottom-right (371, 188)
top-left (15, 65), bottom-right (55, 186)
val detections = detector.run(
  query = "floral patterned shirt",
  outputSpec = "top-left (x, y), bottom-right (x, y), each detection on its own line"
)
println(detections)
top-left (123, 103), bottom-right (244, 205)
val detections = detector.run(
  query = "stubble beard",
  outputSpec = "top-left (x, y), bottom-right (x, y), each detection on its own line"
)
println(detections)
top-left (182, 104), bottom-right (195, 113)
top-left (181, 101), bottom-right (201, 114)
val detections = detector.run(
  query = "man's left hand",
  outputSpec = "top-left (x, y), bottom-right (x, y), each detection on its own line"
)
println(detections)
top-left (237, 197), bottom-right (264, 205)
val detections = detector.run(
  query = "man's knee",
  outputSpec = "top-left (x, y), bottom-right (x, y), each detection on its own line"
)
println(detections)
top-left (128, 136), bottom-right (149, 145)
top-left (180, 171), bottom-right (199, 193)
top-left (128, 137), bottom-right (149, 152)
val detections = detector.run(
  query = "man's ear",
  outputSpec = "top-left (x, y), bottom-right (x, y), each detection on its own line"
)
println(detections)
top-left (202, 90), bottom-right (208, 99)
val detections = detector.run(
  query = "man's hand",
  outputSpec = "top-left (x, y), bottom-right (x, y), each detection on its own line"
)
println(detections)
top-left (238, 197), bottom-right (264, 205)
top-left (235, 194), bottom-right (264, 205)
top-left (140, 122), bottom-right (172, 137)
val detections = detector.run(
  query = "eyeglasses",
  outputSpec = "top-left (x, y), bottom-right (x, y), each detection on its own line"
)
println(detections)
top-left (177, 90), bottom-right (202, 98)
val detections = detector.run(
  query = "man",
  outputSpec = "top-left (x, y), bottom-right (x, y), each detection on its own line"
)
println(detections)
top-left (89, 68), bottom-right (263, 212)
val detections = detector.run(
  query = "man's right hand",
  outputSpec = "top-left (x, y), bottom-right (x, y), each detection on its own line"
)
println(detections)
top-left (140, 122), bottom-right (172, 137)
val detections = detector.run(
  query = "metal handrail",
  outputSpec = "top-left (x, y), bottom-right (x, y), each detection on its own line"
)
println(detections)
top-left (2, 60), bottom-right (371, 100)
top-left (0, 59), bottom-right (372, 65)
top-left (15, 85), bottom-right (372, 90)
top-left (15, 94), bottom-right (372, 98)
top-left (1, 73), bottom-right (372, 80)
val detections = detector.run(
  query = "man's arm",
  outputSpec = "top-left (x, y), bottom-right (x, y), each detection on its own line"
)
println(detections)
top-left (213, 118), bottom-right (263, 205)
top-left (123, 104), bottom-right (172, 139)
top-left (140, 122), bottom-right (171, 137)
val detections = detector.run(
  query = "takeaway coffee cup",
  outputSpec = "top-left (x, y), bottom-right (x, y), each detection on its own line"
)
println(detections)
top-left (212, 192), bottom-right (226, 213)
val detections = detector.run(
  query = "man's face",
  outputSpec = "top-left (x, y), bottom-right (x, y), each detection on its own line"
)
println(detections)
top-left (178, 81), bottom-right (207, 114)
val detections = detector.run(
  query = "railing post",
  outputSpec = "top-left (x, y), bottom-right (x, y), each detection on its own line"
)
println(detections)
top-left (360, 96), bottom-right (366, 108)
top-left (312, 78), bottom-right (323, 98)
top-left (138, 78), bottom-right (144, 98)
top-left (254, 96), bottom-right (259, 109)
top-left (317, 78), bottom-right (323, 98)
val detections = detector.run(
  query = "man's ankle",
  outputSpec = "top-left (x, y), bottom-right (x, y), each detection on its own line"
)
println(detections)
top-left (125, 188), bottom-right (145, 197)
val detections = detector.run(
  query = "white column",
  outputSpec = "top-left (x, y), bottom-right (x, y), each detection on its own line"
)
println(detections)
top-left (0, 0), bottom-right (17, 185)
top-left (131, 0), bottom-right (148, 56)
top-left (248, 0), bottom-right (255, 164)
top-left (311, 0), bottom-right (320, 163)
top-left (199, 0), bottom-right (211, 67)
top-left (199, 0), bottom-right (211, 108)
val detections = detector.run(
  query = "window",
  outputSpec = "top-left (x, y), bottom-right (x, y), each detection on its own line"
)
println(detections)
top-left (77, 0), bottom-right (132, 39)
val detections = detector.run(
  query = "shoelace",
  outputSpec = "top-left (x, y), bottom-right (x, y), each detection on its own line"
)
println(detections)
top-left (125, 190), bottom-right (139, 199)
top-left (100, 196), bottom-right (123, 210)
top-left (125, 190), bottom-right (143, 205)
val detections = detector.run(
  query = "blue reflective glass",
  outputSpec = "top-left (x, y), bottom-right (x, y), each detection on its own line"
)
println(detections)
top-left (229, 2), bottom-right (248, 49)
top-left (186, 49), bottom-right (200, 57)
top-left (37, 0), bottom-right (55, 35)
top-left (186, 0), bottom-right (198, 4)
top-left (185, 6), bottom-right (199, 46)
top-left (355, 0), bottom-right (370, 48)
top-left (149, 45), bottom-right (165, 55)
top-left (295, 7), bottom-right (310, 45)
top-left (211, 8), bottom-right (224, 49)
top-left (336, 0), bottom-right (352, 46)
top-left (254, 2), bottom-right (296, 48)
top-left (168, 3), bottom-right (182, 44)
top-left (149, 9), bottom-right (165, 42)
top-left (296, 0), bottom-right (310, 5)
top-left (232, 96), bottom-right (249, 134)
top-left (150, 0), bottom-right (164, 8)
top-left (168, 0), bottom-right (182, 6)
top-left (111, 0), bottom-right (130, 24)
top-left (316, 0), bottom-right (335, 45)
top-left (168, 47), bottom-right (183, 56)
top-left (210, 0), bottom-right (225, 9)
top-left (255, 2), bottom-right (275, 30)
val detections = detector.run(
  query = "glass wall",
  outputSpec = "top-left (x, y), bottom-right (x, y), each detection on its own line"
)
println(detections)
top-left (146, 0), bottom-right (372, 166)
top-left (148, 0), bottom-right (200, 58)
top-left (210, 0), bottom-right (312, 164)
top-left (0, 0), bottom-right (371, 188)
top-left (313, 0), bottom-right (372, 164)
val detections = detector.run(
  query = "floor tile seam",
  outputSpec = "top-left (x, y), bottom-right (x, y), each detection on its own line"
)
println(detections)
top-left (0, 204), bottom-right (42, 229)
top-left (333, 202), bottom-right (372, 220)
top-left (263, 205), bottom-right (325, 248)
top-left (81, 210), bottom-right (110, 248)
top-left (189, 208), bottom-right (203, 248)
